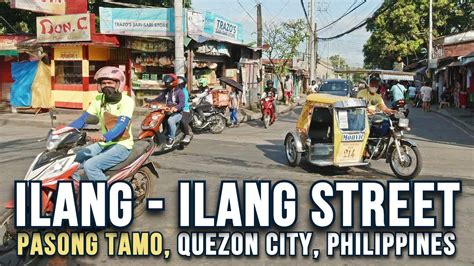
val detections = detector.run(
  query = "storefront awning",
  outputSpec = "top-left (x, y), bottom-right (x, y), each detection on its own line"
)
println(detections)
top-left (380, 74), bottom-right (414, 81)
top-left (461, 52), bottom-right (474, 65)
top-left (38, 34), bottom-right (120, 47)
top-left (0, 50), bottom-right (18, 56)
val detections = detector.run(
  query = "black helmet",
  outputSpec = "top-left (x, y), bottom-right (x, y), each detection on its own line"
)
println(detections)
top-left (369, 76), bottom-right (381, 84)
top-left (177, 76), bottom-right (187, 85)
top-left (163, 74), bottom-right (178, 88)
top-left (266, 80), bottom-right (273, 86)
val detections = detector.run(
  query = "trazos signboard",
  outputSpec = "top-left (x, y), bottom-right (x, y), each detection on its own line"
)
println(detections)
top-left (36, 13), bottom-right (92, 43)
top-left (203, 12), bottom-right (243, 44)
top-left (11, 0), bottom-right (66, 15)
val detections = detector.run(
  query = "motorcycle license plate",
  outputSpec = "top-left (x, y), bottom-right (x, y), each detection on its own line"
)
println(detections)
top-left (336, 142), bottom-right (363, 163)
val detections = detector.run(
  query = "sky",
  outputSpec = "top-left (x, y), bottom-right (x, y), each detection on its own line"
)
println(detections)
top-left (192, 0), bottom-right (385, 67)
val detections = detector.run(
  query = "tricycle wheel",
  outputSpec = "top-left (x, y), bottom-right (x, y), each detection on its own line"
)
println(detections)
top-left (285, 134), bottom-right (302, 167)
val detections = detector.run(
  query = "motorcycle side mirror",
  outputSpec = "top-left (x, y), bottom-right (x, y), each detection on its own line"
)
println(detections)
top-left (85, 115), bottom-right (100, 125)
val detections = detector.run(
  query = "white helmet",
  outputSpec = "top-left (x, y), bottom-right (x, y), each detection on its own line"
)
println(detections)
top-left (94, 66), bottom-right (126, 93)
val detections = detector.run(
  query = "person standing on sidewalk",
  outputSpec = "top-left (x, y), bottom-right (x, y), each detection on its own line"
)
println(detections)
top-left (420, 81), bottom-right (433, 112)
top-left (284, 75), bottom-right (293, 105)
top-left (229, 86), bottom-right (241, 127)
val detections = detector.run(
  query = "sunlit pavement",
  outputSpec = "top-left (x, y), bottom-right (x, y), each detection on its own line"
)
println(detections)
top-left (0, 106), bottom-right (473, 264)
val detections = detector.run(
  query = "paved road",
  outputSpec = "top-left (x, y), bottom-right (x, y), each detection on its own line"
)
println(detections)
top-left (0, 106), bottom-right (473, 265)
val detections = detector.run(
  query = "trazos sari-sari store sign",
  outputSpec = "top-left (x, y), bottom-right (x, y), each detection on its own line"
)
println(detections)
top-left (203, 12), bottom-right (243, 43)
top-left (36, 13), bottom-right (92, 43)
top-left (99, 7), bottom-right (184, 37)
top-left (11, 0), bottom-right (66, 15)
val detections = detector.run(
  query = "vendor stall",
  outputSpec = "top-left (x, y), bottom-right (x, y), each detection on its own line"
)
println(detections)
top-left (0, 35), bottom-right (33, 104)
top-left (124, 37), bottom-right (175, 103)
top-left (36, 13), bottom-right (126, 109)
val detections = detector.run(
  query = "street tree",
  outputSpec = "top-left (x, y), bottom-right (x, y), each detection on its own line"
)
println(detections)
top-left (329, 54), bottom-right (349, 79)
top-left (263, 19), bottom-right (308, 96)
top-left (363, 0), bottom-right (473, 69)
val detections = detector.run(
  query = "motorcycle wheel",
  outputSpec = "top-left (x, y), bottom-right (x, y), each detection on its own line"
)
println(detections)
top-left (209, 115), bottom-right (226, 134)
top-left (263, 114), bottom-right (271, 128)
top-left (0, 209), bottom-right (15, 253)
top-left (389, 144), bottom-right (422, 180)
top-left (127, 167), bottom-right (154, 217)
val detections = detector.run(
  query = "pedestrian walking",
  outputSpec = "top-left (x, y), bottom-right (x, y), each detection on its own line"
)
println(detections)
top-left (420, 81), bottom-right (433, 112)
top-left (229, 86), bottom-right (241, 127)
top-left (284, 75), bottom-right (293, 105)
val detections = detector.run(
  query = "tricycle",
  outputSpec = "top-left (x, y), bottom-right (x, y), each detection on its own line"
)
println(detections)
top-left (284, 94), bottom-right (422, 179)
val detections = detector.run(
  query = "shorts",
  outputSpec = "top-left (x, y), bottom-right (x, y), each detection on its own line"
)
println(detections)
top-left (422, 98), bottom-right (431, 102)
top-left (284, 91), bottom-right (292, 98)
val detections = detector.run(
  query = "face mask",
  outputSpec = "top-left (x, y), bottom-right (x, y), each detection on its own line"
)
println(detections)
top-left (102, 86), bottom-right (122, 103)
top-left (369, 87), bottom-right (377, 93)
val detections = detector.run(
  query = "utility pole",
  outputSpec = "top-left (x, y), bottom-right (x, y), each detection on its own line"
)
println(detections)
top-left (306, 0), bottom-right (312, 72)
top-left (257, 3), bottom-right (262, 47)
top-left (174, 0), bottom-right (185, 76)
top-left (313, 22), bottom-right (317, 80)
top-left (428, 0), bottom-right (433, 64)
top-left (309, 0), bottom-right (316, 82)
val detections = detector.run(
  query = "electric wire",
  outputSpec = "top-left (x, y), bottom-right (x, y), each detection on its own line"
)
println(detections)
top-left (316, 0), bottom-right (367, 32)
top-left (317, 0), bottom-right (396, 41)
top-left (237, 0), bottom-right (257, 24)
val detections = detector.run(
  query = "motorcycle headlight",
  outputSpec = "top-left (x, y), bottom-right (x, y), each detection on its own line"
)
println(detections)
top-left (398, 118), bottom-right (409, 128)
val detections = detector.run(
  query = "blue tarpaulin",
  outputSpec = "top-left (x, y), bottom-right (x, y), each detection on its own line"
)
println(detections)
top-left (10, 61), bottom-right (38, 107)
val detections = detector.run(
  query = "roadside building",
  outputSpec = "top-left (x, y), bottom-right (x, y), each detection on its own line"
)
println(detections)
top-left (432, 30), bottom-right (474, 107)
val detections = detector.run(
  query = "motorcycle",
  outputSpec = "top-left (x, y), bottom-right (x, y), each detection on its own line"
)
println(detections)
top-left (139, 102), bottom-right (186, 152)
top-left (260, 96), bottom-right (276, 128)
top-left (190, 104), bottom-right (227, 134)
top-left (391, 99), bottom-right (409, 117)
top-left (0, 118), bottom-right (158, 258)
top-left (366, 109), bottom-right (422, 179)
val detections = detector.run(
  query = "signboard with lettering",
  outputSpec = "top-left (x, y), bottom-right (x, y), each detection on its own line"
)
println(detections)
top-left (203, 12), bottom-right (243, 44)
top-left (54, 46), bottom-right (83, 60)
top-left (99, 7), bottom-right (185, 37)
top-left (36, 13), bottom-right (91, 43)
top-left (0, 36), bottom-right (31, 51)
top-left (11, 0), bottom-right (66, 15)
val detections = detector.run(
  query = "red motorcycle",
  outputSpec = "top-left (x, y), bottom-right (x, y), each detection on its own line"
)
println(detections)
top-left (0, 119), bottom-right (159, 256)
top-left (260, 96), bottom-right (276, 128)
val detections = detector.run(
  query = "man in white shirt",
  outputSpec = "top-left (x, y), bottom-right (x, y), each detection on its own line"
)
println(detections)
top-left (420, 81), bottom-right (433, 112)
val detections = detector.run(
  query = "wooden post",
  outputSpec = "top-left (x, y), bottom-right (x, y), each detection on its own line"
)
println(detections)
top-left (187, 50), bottom-right (193, 91)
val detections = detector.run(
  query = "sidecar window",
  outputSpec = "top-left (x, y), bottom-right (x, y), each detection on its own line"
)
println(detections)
top-left (308, 108), bottom-right (333, 143)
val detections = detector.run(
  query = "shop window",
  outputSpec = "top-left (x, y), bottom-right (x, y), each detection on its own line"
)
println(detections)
top-left (55, 61), bottom-right (82, 84)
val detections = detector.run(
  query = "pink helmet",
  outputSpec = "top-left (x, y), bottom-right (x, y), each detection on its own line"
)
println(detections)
top-left (94, 66), bottom-right (126, 93)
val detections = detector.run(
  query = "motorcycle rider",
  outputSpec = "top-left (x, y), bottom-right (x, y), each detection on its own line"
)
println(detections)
top-left (261, 79), bottom-right (277, 120)
top-left (178, 76), bottom-right (193, 144)
top-left (357, 76), bottom-right (395, 116)
top-left (192, 78), bottom-right (213, 127)
top-left (56, 66), bottom-right (135, 181)
top-left (147, 74), bottom-right (185, 148)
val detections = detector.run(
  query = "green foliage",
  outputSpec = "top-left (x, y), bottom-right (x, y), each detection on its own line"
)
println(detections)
top-left (0, 3), bottom-right (38, 34)
top-left (263, 19), bottom-right (308, 77)
top-left (363, 0), bottom-right (473, 69)
top-left (329, 54), bottom-right (348, 70)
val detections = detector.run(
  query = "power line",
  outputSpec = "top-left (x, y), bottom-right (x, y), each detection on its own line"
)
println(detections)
top-left (237, 0), bottom-right (257, 24)
top-left (300, 0), bottom-right (313, 31)
top-left (316, 0), bottom-right (367, 32)
top-left (317, 0), bottom-right (396, 41)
